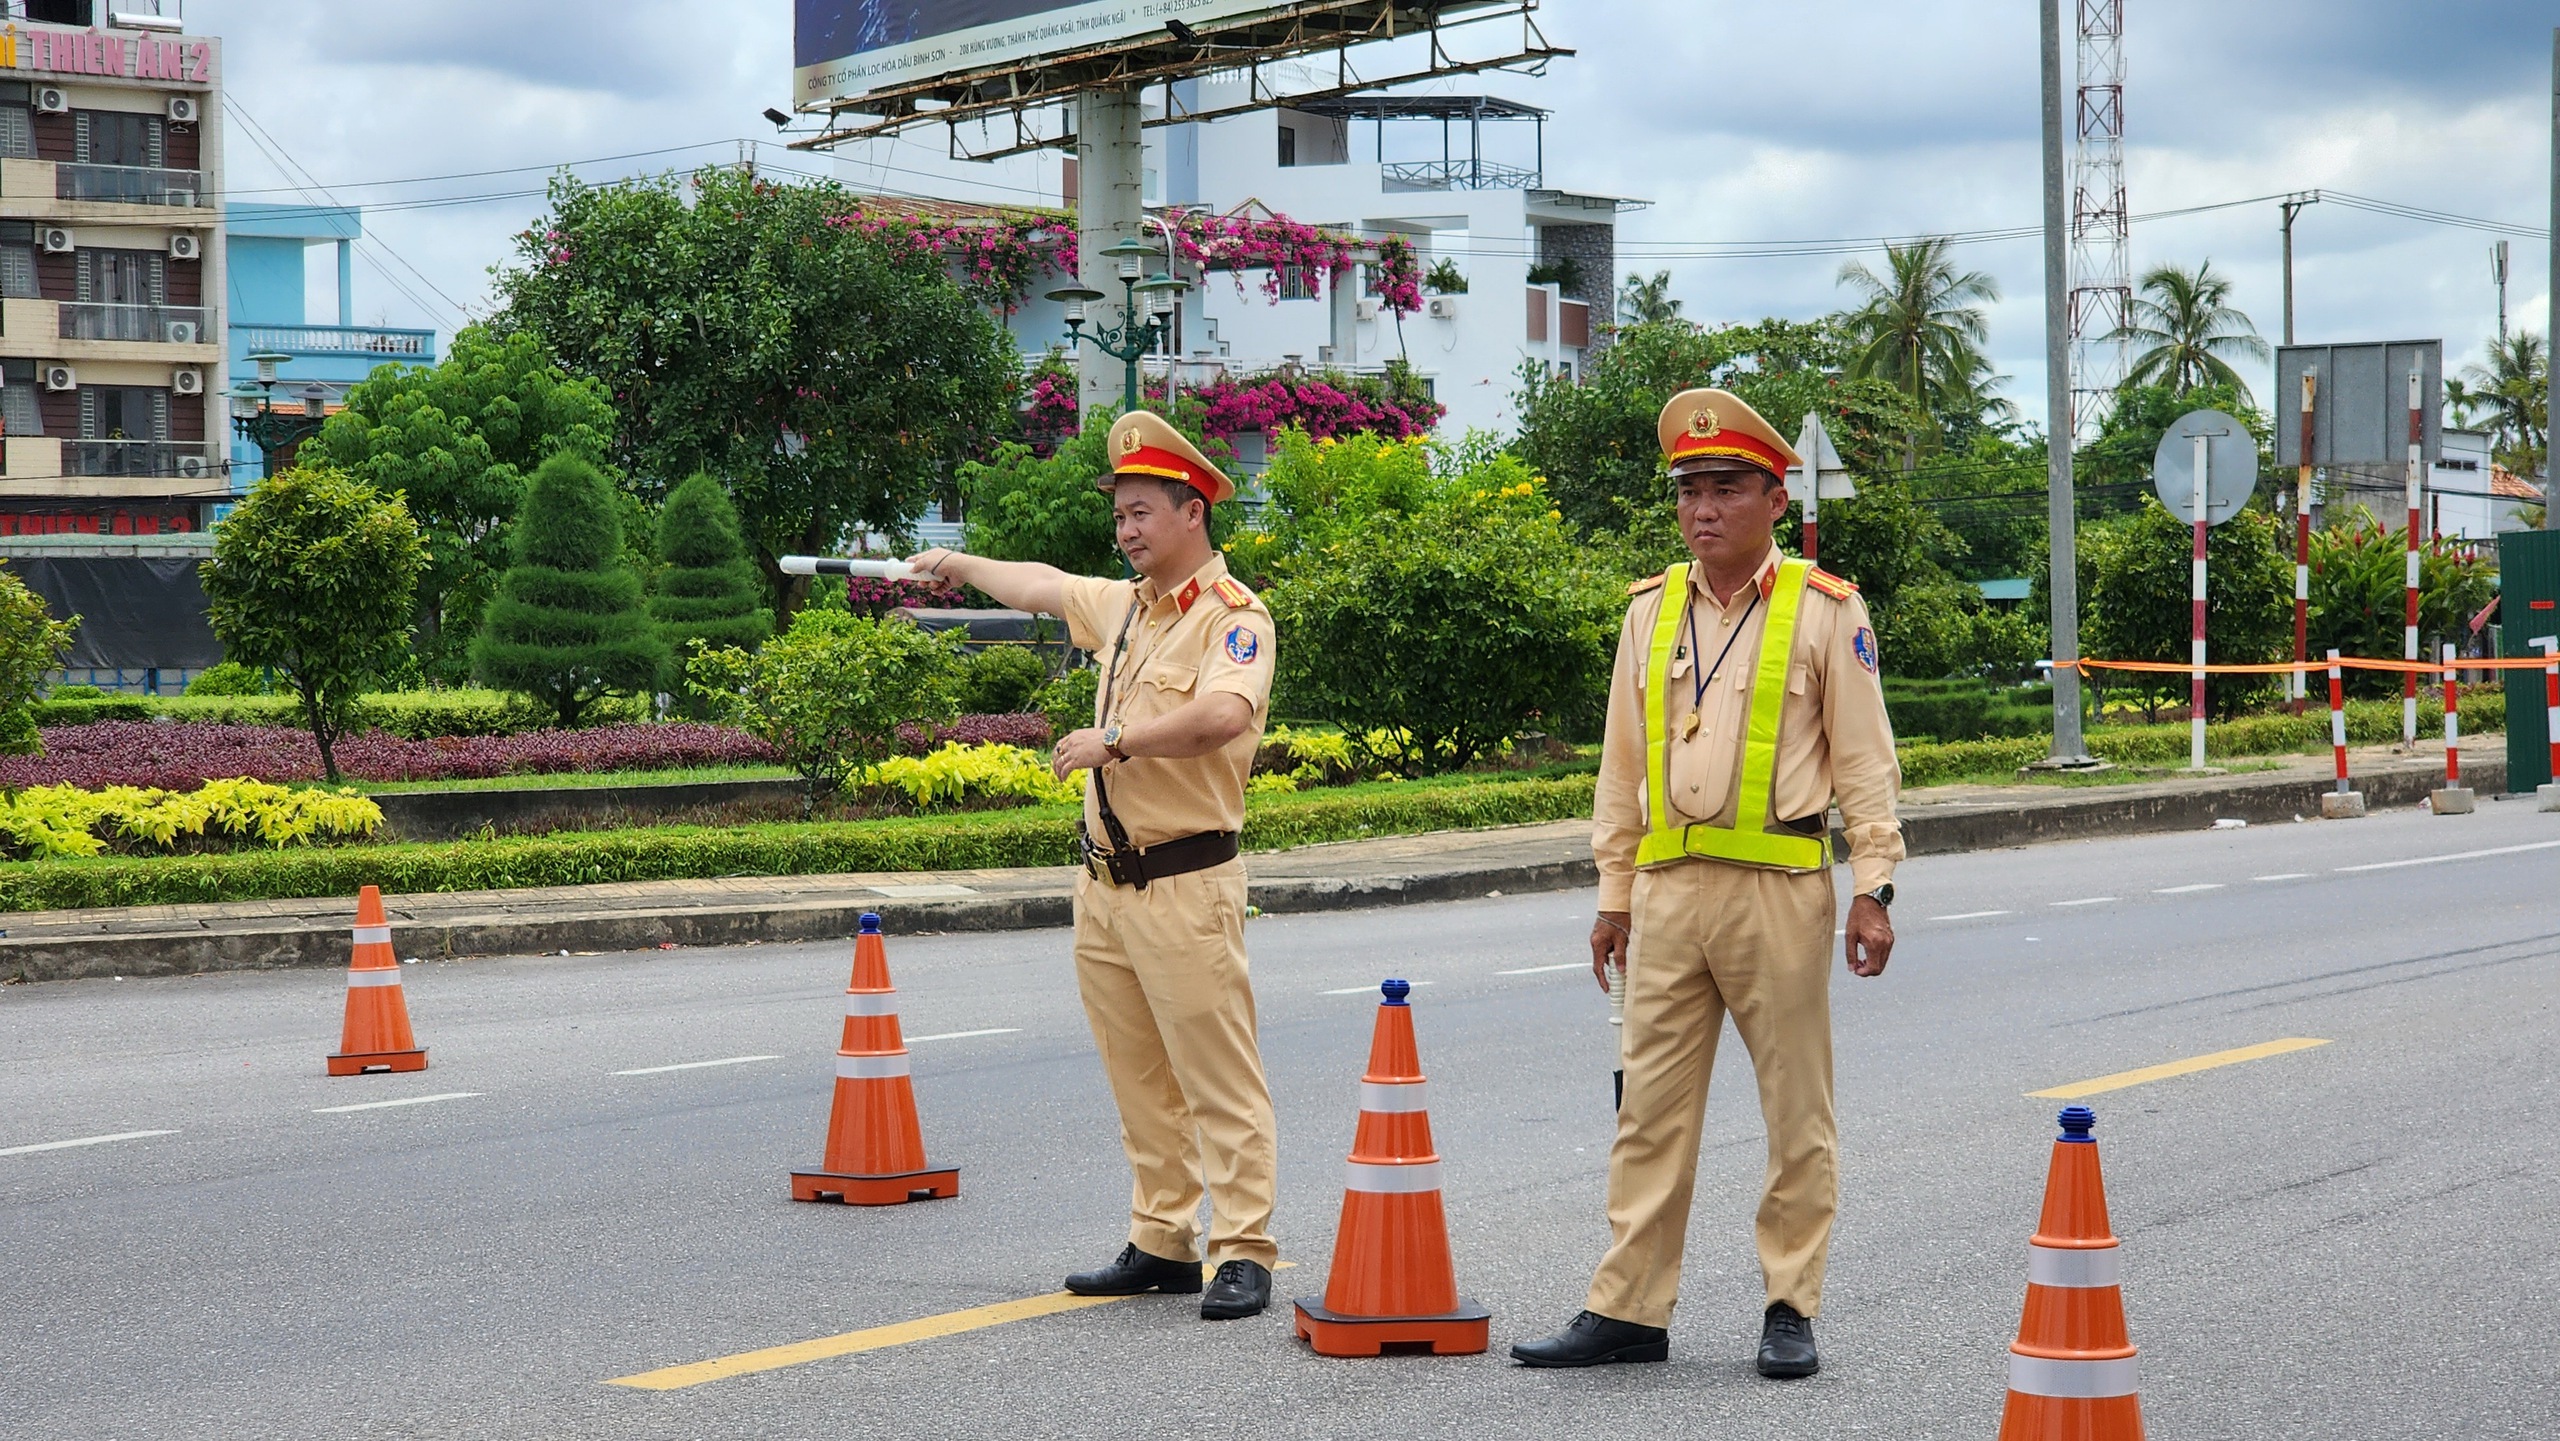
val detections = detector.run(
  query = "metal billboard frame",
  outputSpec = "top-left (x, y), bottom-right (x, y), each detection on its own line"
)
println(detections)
top-left (2274, 340), bottom-right (2443, 469)
top-left (788, 0), bottom-right (1569, 161)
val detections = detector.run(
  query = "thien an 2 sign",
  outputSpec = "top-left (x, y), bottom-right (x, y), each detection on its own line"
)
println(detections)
top-left (794, 0), bottom-right (1278, 108)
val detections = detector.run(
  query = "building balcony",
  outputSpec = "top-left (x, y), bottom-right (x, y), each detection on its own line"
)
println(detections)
top-left (60, 301), bottom-right (215, 345)
top-left (69, 438), bottom-right (219, 481)
top-left (0, 158), bottom-right (213, 222)
top-left (57, 163), bottom-right (209, 207)
top-left (233, 323), bottom-right (434, 362)
top-left (0, 437), bottom-right (227, 498)
top-left (1382, 158), bottom-right (1542, 192)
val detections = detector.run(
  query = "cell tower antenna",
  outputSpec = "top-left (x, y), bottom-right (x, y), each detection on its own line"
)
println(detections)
top-left (2068, 0), bottom-right (2128, 439)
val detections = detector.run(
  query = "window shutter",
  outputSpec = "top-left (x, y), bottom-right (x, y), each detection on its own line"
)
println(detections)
top-left (73, 109), bottom-right (88, 164)
top-left (74, 249), bottom-right (91, 303)
top-left (152, 388), bottom-right (168, 441)
top-left (148, 253), bottom-right (164, 305)
top-left (145, 117), bottom-right (163, 170)
top-left (79, 386), bottom-right (96, 439)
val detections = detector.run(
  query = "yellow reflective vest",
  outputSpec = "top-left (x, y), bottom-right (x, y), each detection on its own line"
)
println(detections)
top-left (1634, 559), bottom-right (1831, 872)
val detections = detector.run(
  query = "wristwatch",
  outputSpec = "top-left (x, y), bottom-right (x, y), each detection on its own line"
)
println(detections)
top-left (1101, 724), bottom-right (1129, 762)
top-left (1862, 883), bottom-right (1894, 909)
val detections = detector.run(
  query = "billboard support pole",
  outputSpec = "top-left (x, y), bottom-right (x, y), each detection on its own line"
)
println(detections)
top-left (2038, 0), bottom-right (2090, 765)
top-left (1075, 87), bottom-right (1144, 422)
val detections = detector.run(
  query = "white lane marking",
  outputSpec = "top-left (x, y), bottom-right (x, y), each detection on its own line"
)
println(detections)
top-left (2334, 840), bottom-right (2560, 874)
top-left (904, 1028), bottom-right (1022, 1043)
top-left (2049, 897), bottom-right (2118, 907)
top-left (613, 1055), bottom-right (782, 1076)
top-left (1320, 981), bottom-right (1437, 996)
top-left (312, 1092), bottom-right (480, 1114)
top-left (1929, 909), bottom-right (2014, 921)
top-left (1496, 963), bottom-right (1586, 975)
top-left (2154, 883), bottom-right (2224, 894)
top-left (0, 1128), bottom-right (175, 1158)
top-left (2253, 873), bottom-right (2311, 881)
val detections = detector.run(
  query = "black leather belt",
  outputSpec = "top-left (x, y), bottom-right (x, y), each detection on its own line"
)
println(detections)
top-left (1076, 825), bottom-right (1238, 890)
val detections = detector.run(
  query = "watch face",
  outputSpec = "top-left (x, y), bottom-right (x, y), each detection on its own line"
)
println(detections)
top-left (1869, 884), bottom-right (1894, 907)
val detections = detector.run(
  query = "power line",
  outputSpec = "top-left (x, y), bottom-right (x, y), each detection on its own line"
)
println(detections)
top-left (224, 97), bottom-right (474, 324)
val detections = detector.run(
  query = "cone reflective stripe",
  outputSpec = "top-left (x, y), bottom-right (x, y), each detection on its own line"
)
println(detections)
top-left (325, 885), bottom-right (426, 1076)
top-left (790, 913), bottom-right (959, 1206)
top-left (1999, 1105), bottom-right (2145, 1440)
top-left (1295, 978), bottom-right (1489, 1357)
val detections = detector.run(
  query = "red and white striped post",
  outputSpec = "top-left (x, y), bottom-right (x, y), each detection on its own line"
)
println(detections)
top-left (2400, 366), bottom-right (2423, 745)
top-left (2291, 373), bottom-right (2315, 714)
top-left (2320, 648), bottom-right (2365, 818)
top-left (2188, 427), bottom-right (2210, 770)
top-left (2432, 641), bottom-right (2475, 813)
top-left (2535, 636), bottom-right (2560, 811)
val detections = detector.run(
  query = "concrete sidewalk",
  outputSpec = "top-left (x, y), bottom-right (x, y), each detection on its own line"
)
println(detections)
top-left (0, 744), bottom-right (2511, 983)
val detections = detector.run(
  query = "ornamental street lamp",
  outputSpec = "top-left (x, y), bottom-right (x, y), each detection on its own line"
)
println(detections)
top-left (1046, 235), bottom-right (1190, 415)
top-left (229, 348), bottom-right (329, 479)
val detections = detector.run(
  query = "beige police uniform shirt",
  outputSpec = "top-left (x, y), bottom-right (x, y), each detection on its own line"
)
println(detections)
top-left (1061, 555), bottom-right (1275, 852)
top-left (1592, 546), bottom-right (1903, 909)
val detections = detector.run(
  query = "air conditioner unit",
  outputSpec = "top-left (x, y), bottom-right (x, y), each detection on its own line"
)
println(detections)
top-left (1427, 296), bottom-right (1461, 320)
top-left (34, 87), bottom-right (69, 116)
top-left (158, 188), bottom-right (198, 207)
top-left (165, 96), bottom-right (199, 124)
top-left (171, 367), bottom-right (203, 395)
top-left (39, 227), bottom-right (74, 254)
top-left (168, 233), bottom-right (200, 261)
top-left (163, 320), bottom-right (198, 344)
top-left (1354, 298), bottom-right (1381, 322)
top-left (175, 454), bottom-right (208, 480)
top-left (44, 364), bottom-right (76, 392)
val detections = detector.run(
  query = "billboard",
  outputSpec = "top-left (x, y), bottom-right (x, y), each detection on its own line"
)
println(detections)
top-left (2274, 340), bottom-right (2442, 469)
top-left (794, 0), bottom-right (1284, 108)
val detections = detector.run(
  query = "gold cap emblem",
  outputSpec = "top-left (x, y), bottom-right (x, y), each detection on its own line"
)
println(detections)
top-left (1689, 407), bottom-right (1721, 439)
top-left (1119, 429), bottom-right (1143, 455)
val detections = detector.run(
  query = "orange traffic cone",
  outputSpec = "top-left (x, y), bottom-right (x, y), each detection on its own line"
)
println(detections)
top-left (789, 913), bottom-right (959, 1206)
top-left (1999, 1105), bottom-right (2144, 1439)
top-left (325, 885), bottom-right (426, 1076)
top-left (1294, 977), bottom-right (1489, 1357)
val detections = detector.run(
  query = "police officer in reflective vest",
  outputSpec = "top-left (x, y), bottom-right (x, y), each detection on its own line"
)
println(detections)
top-left (1514, 388), bottom-right (1902, 1377)
top-left (908, 409), bottom-right (1281, 1322)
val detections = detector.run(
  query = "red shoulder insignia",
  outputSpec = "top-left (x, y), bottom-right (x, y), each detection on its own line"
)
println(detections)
top-left (1211, 577), bottom-right (1255, 608)
top-left (1627, 571), bottom-right (1668, 597)
top-left (1805, 567), bottom-right (1858, 601)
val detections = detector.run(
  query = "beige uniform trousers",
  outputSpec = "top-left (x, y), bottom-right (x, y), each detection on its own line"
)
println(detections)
top-left (1586, 857), bottom-right (1837, 1329)
top-left (1071, 855), bottom-right (1279, 1269)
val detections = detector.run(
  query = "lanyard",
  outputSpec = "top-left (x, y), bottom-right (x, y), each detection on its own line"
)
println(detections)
top-left (1684, 583), bottom-right (1759, 715)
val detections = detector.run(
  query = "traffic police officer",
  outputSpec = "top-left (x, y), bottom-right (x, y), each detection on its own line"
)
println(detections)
top-left (908, 409), bottom-right (1281, 1321)
top-left (1513, 388), bottom-right (1902, 1376)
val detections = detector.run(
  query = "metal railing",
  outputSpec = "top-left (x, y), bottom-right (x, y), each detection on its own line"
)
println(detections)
top-left (1381, 158), bottom-right (1541, 192)
top-left (233, 323), bottom-right (435, 359)
top-left (69, 438), bottom-right (220, 479)
top-left (58, 301), bottom-right (215, 343)
top-left (56, 163), bottom-right (209, 206)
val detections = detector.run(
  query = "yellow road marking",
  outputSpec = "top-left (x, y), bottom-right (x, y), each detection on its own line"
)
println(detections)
top-left (608, 1261), bottom-right (1297, 1390)
top-left (2030, 1037), bottom-right (2331, 1100)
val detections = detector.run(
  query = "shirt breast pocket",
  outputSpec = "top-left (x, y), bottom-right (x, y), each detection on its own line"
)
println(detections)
top-left (1138, 657), bottom-right (1199, 701)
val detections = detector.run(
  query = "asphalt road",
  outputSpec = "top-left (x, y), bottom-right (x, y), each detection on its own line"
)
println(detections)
top-left (5, 798), bottom-right (2556, 1439)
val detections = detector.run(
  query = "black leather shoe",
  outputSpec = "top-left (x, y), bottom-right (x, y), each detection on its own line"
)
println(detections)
top-left (1510, 1309), bottom-right (1669, 1367)
top-left (1199, 1259), bottom-right (1272, 1320)
top-left (1063, 1243), bottom-right (1201, 1296)
top-left (1757, 1301), bottom-right (1819, 1379)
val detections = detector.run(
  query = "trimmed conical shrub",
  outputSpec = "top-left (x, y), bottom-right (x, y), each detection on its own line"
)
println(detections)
top-left (471, 452), bottom-right (668, 726)
top-left (650, 472), bottom-right (771, 681)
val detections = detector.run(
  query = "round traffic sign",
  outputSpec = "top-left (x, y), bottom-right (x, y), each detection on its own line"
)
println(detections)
top-left (2151, 409), bottom-right (2259, 525)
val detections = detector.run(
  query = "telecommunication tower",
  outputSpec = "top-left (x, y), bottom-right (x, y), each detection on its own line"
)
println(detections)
top-left (2067, 0), bottom-right (2128, 438)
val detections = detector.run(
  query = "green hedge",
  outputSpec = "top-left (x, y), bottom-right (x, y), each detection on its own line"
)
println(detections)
top-left (1895, 692), bottom-right (2508, 788)
top-left (0, 773), bottom-right (1597, 913)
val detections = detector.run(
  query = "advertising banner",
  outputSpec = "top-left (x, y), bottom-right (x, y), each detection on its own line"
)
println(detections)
top-left (794, 0), bottom-right (1282, 108)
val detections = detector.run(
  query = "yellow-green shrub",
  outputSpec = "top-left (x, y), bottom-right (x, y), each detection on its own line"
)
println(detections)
top-left (855, 742), bottom-right (1080, 811)
top-left (0, 779), bottom-right (382, 859)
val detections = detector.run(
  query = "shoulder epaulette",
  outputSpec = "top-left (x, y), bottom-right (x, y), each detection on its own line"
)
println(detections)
top-left (1211, 577), bottom-right (1255, 608)
top-left (1805, 567), bottom-right (1858, 601)
top-left (1627, 571), bottom-right (1668, 597)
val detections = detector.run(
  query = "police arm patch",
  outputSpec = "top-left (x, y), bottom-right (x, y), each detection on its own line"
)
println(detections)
top-left (1223, 624), bottom-right (1262, 664)
top-left (1851, 626), bottom-right (1880, 674)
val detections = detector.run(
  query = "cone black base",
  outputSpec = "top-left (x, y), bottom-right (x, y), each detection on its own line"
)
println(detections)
top-left (1293, 1298), bottom-right (1490, 1356)
top-left (325, 1048), bottom-right (427, 1077)
top-left (789, 1165), bottom-right (960, 1206)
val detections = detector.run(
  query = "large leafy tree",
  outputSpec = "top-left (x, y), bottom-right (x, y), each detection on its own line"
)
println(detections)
top-left (312, 326), bottom-right (618, 683)
top-left (960, 402), bottom-right (1234, 577)
top-left (1833, 237), bottom-right (2002, 469)
top-left (2109, 261), bottom-right (2268, 402)
top-left (472, 453), bottom-right (669, 726)
top-left (2082, 499), bottom-right (2293, 719)
top-left (2448, 329), bottom-right (2548, 479)
top-left (202, 466), bottom-right (426, 782)
top-left (490, 166), bottom-right (1018, 614)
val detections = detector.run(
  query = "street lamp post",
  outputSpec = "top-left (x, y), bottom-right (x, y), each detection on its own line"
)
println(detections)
top-left (1046, 236), bottom-right (1189, 416)
top-left (228, 349), bottom-right (328, 480)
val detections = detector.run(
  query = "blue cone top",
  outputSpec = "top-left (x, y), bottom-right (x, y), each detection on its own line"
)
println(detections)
top-left (1381, 978), bottom-right (1410, 1005)
top-left (2057, 1104), bottom-right (2096, 1142)
top-left (859, 912), bottom-right (882, 935)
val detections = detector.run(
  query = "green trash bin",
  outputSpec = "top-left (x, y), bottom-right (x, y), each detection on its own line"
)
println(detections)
top-left (2501, 529), bottom-right (2560, 793)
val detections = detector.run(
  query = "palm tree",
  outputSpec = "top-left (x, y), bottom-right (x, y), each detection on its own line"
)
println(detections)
top-left (2109, 261), bottom-right (2268, 401)
top-left (1834, 237), bottom-right (2001, 470)
top-left (1619, 269), bottom-right (1681, 325)
top-left (2453, 329), bottom-right (2548, 478)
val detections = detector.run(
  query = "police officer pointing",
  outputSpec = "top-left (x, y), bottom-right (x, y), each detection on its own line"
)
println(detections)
top-left (909, 410), bottom-right (1282, 1321)
top-left (1513, 389), bottom-right (1902, 1376)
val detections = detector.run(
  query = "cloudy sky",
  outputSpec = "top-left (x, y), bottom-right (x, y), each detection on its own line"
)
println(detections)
top-left (193, 0), bottom-right (2552, 435)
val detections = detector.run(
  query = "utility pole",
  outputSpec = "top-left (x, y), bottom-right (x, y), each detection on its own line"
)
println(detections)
top-left (2548, 26), bottom-right (2557, 529)
top-left (2493, 239), bottom-right (2510, 345)
top-left (2041, 0), bottom-right (2090, 763)
top-left (2279, 192), bottom-right (2318, 346)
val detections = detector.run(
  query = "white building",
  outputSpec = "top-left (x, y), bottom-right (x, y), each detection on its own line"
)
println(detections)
top-left (2427, 426), bottom-right (2541, 540)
